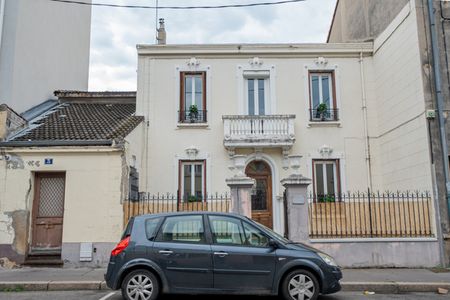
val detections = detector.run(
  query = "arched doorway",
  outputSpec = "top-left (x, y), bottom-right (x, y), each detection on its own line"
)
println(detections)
top-left (245, 160), bottom-right (273, 228)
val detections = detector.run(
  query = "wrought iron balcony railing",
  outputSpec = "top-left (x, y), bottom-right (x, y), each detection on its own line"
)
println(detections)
top-left (178, 110), bottom-right (207, 123)
top-left (309, 108), bottom-right (339, 122)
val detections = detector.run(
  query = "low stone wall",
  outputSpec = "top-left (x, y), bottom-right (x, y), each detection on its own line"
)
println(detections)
top-left (306, 238), bottom-right (441, 268)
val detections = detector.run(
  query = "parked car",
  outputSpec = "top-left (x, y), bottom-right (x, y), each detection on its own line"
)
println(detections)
top-left (105, 212), bottom-right (342, 300)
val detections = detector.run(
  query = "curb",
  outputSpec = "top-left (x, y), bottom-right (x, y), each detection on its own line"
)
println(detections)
top-left (341, 282), bottom-right (450, 293)
top-left (0, 281), bottom-right (109, 292)
top-left (0, 281), bottom-right (449, 293)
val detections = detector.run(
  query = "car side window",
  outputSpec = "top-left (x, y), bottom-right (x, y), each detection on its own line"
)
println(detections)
top-left (145, 217), bottom-right (161, 241)
top-left (209, 216), bottom-right (245, 245)
top-left (242, 222), bottom-right (270, 247)
top-left (156, 215), bottom-right (205, 244)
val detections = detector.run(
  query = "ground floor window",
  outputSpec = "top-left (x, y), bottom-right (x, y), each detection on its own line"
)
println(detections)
top-left (179, 160), bottom-right (206, 202)
top-left (312, 159), bottom-right (340, 202)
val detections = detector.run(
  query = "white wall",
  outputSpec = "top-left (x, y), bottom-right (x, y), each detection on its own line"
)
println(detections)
top-left (369, 2), bottom-right (433, 191)
top-left (0, 0), bottom-right (91, 113)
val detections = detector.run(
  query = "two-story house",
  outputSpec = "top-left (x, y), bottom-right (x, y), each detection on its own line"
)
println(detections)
top-left (135, 38), bottom-right (433, 235)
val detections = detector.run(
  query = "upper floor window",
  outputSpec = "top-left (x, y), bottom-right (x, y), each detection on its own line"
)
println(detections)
top-left (179, 72), bottom-right (207, 123)
top-left (309, 71), bottom-right (338, 122)
top-left (245, 75), bottom-right (270, 116)
top-left (179, 160), bottom-right (206, 202)
top-left (312, 159), bottom-right (341, 202)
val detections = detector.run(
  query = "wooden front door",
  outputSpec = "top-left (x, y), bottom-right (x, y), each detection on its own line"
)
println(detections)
top-left (31, 173), bottom-right (66, 252)
top-left (245, 161), bottom-right (273, 228)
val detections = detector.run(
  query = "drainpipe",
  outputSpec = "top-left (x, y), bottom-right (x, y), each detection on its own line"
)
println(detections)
top-left (359, 52), bottom-right (373, 190)
top-left (0, 0), bottom-right (5, 54)
top-left (427, 0), bottom-right (450, 223)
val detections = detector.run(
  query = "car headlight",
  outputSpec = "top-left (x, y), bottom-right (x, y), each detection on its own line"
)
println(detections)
top-left (318, 253), bottom-right (338, 267)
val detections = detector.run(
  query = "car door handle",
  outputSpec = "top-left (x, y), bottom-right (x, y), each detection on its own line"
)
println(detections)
top-left (214, 251), bottom-right (229, 257)
top-left (158, 250), bottom-right (173, 255)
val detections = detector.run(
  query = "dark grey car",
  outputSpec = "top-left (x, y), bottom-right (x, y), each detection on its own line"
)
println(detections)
top-left (105, 212), bottom-right (342, 300)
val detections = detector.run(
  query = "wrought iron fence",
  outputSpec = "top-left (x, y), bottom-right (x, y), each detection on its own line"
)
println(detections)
top-left (124, 192), bottom-right (230, 224)
top-left (308, 190), bottom-right (433, 238)
top-left (309, 108), bottom-right (339, 122)
top-left (178, 110), bottom-right (207, 123)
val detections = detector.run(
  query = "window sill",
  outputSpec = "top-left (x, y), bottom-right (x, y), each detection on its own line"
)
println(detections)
top-left (307, 121), bottom-right (341, 128)
top-left (177, 123), bottom-right (210, 129)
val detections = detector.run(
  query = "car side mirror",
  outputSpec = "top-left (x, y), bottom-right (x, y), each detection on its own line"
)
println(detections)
top-left (268, 239), bottom-right (279, 249)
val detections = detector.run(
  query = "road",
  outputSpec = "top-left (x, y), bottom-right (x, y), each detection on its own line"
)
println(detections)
top-left (0, 291), bottom-right (449, 300)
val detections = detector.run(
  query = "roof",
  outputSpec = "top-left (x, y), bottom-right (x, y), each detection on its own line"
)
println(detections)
top-left (1, 92), bottom-right (143, 147)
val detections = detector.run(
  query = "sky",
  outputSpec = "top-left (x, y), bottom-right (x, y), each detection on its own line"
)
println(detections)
top-left (88, 0), bottom-right (337, 91)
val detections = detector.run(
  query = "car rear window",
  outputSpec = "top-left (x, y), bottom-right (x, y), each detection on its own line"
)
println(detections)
top-left (145, 217), bottom-right (162, 240)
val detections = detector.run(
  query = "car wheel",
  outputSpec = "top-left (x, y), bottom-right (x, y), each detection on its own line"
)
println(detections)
top-left (282, 269), bottom-right (319, 300)
top-left (121, 269), bottom-right (160, 300)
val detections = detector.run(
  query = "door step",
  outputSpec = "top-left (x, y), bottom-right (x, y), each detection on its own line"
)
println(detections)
top-left (24, 253), bottom-right (63, 267)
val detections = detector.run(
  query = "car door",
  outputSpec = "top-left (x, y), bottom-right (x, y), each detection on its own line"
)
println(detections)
top-left (152, 214), bottom-right (213, 290)
top-left (208, 215), bottom-right (277, 291)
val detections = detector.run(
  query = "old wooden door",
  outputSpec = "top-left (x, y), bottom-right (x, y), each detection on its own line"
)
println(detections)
top-left (245, 161), bottom-right (273, 228)
top-left (31, 173), bottom-right (66, 252)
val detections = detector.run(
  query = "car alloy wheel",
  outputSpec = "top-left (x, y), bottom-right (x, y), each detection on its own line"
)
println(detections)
top-left (282, 269), bottom-right (319, 300)
top-left (122, 270), bottom-right (159, 300)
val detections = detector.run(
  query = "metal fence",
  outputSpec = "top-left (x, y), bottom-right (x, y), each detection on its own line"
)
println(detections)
top-left (308, 191), bottom-right (433, 238)
top-left (124, 192), bottom-right (230, 224)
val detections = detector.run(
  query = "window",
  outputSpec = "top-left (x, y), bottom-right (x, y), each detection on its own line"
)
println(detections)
top-left (309, 71), bottom-right (338, 121)
top-left (179, 160), bottom-right (205, 202)
top-left (245, 77), bottom-right (269, 115)
top-left (242, 222), bottom-right (269, 247)
top-left (180, 72), bottom-right (206, 123)
top-left (312, 159), bottom-right (341, 202)
top-left (208, 216), bottom-right (270, 247)
top-left (209, 216), bottom-right (245, 245)
top-left (145, 217), bottom-right (161, 240)
top-left (157, 215), bottom-right (205, 243)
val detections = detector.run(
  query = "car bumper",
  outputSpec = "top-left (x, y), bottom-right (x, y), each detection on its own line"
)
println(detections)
top-left (321, 266), bottom-right (342, 294)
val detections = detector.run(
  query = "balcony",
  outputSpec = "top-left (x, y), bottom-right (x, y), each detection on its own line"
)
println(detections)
top-left (178, 110), bottom-right (207, 123)
top-left (309, 108), bottom-right (339, 122)
top-left (222, 114), bottom-right (296, 150)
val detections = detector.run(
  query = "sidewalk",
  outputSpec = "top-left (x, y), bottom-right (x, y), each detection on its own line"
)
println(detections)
top-left (0, 267), bottom-right (449, 293)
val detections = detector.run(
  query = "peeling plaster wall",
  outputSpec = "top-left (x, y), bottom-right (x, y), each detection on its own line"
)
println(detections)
top-left (0, 149), bottom-right (125, 264)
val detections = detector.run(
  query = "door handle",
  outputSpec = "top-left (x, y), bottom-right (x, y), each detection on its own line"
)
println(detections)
top-left (158, 250), bottom-right (173, 255)
top-left (214, 251), bottom-right (229, 257)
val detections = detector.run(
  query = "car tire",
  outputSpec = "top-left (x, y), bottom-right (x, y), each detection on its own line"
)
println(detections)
top-left (121, 269), bottom-right (160, 300)
top-left (281, 269), bottom-right (319, 300)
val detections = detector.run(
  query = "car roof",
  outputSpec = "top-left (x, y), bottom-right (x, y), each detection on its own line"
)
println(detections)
top-left (133, 211), bottom-right (247, 220)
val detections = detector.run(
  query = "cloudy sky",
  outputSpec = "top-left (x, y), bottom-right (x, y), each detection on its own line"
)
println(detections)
top-left (88, 0), bottom-right (337, 91)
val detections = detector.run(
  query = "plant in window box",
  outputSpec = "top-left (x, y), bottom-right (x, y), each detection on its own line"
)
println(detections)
top-left (188, 104), bottom-right (199, 122)
top-left (316, 103), bottom-right (329, 121)
top-left (187, 195), bottom-right (201, 203)
top-left (319, 194), bottom-right (335, 203)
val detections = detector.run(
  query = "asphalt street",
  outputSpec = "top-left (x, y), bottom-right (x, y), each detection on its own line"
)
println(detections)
top-left (0, 291), bottom-right (450, 300)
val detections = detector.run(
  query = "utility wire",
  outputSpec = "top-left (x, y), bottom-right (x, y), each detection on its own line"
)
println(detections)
top-left (48, 0), bottom-right (305, 10)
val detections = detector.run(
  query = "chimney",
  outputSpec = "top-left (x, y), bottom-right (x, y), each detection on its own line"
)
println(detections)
top-left (157, 18), bottom-right (166, 45)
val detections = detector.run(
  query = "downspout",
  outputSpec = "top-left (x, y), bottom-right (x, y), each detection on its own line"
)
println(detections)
top-left (427, 0), bottom-right (450, 222)
top-left (359, 52), bottom-right (373, 190)
top-left (0, 0), bottom-right (5, 54)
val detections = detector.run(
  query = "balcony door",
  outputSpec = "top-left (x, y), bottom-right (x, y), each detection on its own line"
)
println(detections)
top-left (245, 77), bottom-right (270, 116)
top-left (245, 160), bottom-right (273, 228)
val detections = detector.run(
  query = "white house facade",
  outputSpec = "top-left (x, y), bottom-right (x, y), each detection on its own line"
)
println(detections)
top-left (135, 14), bottom-right (434, 236)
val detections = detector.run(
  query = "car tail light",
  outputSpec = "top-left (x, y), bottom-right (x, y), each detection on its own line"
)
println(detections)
top-left (111, 236), bottom-right (130, 256)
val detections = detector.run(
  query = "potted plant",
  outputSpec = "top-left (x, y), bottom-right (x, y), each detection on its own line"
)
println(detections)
top-left (316, 103), bottom-right (328, 120)
top-left (187, 195), bottom-right (199, 203)
top-left (189, 104), bottom-right (199, 122)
